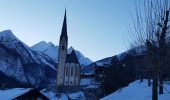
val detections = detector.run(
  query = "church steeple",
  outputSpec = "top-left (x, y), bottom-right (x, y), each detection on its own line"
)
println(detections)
top-left (57, 10), bottom-right (68, 86)
top-left (57, 9), bottom-right (81, 92)
top-left (60, 10), bottom-right (68, 41)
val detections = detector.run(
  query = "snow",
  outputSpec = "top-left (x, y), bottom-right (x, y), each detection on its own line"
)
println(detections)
top-left (100, 80), bottom-right (170, 100)
top-left (85, 85), bottom-right (99, 89)
top-left (31, 41), bottom-right (59, 62)
top-left (96, 62), bottom-right (105, 66)
top-left (41, 90), bottom-right (68, 100)
top-left (117, 45), bottom-right (146, 61)
top-left (68, 91), bottom-right (85, 100)
top-left (32, 41), bottom-right (55, 52)
top-left (83, 72), bottom-right (94, 75)
top-left (41, 89), bottom-right (85, 100)
top-left (0, 54), bottom-right (28, 83)
top-left (31, 41), bottom-right (93, 66)
top-left (0, 88), bottom-right (32, 100)
top-left (0, 30), bottom-right (57, 88)
top-left (70, 47), bottom-right (93, 67)
top-left (67, 46), bottom-right (74, 54)
top-left (80, 78), bottom-right (93, 86)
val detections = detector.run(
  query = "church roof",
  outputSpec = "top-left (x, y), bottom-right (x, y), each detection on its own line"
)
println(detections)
top-left (66, 49), bottom-right (79, 64)
top-left (60, 10), bottom-right (68, 41)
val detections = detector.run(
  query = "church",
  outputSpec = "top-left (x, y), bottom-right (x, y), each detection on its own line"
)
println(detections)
top-left (57, 10), bottom-right (81, 92)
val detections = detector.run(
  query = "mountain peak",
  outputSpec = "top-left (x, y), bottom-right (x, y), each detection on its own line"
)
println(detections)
top-left (31, 41), bottom-right (55, 52)
top-left (39, 41), bottom-right (47, 44)
top-left (31, 43), bottom-right (93, 66)
top-left (0, 30), bottom-right (14, 38)
top-left (0, 29), bottom-right (12, 33)
top-left (47, 42), bottom-right (55, 47)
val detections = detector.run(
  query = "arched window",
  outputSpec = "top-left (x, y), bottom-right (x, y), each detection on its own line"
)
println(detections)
top-left (75, 67), bottom-right (77, 76)
top-left (62, 45), bottom-right (65, 50)
top-left (71, 67), bottom-right (73, 76)
top-left (76, 66), bottom-right (79, 76)
top-left (65, 66), bottom-right (68, 76)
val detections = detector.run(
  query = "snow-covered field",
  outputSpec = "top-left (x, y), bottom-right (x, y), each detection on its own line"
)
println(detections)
top-left (0, 88), bottom-right (32, 100)
top-left (101, 80), bottom-right (170, 100)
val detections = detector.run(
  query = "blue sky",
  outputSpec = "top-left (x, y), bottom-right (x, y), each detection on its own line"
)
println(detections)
top-left (0, 0), bottom-right (136, 61)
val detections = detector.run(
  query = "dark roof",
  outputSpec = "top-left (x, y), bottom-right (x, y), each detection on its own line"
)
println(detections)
top-left (13, 88), bottom-right (49, 100)
top-left (60, 9), bottom-right (68, 41)
top-left (66, 50), bottom-right (79, 64)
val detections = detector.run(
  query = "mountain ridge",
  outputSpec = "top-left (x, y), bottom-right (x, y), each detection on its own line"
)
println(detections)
top-left (0, 30), bottom-right (56, 89)
top-left (31, 41), bottom-right (93, 67)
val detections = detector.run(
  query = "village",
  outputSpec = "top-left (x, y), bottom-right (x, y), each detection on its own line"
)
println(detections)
top-left (0, 0), bottom-right (170, 100)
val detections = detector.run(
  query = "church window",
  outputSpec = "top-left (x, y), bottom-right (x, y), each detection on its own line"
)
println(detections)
top-left (75, 67), bottom-right (78, 76)
top-left (65, 67), bottom-right (68, 76)
top-left (71, 67), bottom-right (73, 76)
top-left (75, 67), bottom-right (77, 76)
top-left (62, 45), bottom-right (65, 50)
top-left (67, 67), bottom-right (68, 75)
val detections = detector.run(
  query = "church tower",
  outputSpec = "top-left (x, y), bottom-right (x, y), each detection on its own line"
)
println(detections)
top-left (57, 10), bottom-right (81, 92)
top-left (57, 10), bottom-right (68, 86)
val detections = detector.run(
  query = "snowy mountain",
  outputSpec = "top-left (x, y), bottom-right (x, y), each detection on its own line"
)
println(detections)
top-left (82, 57), bottom-right (112, 74)
top-left (82, 45), bottom-right (147, 74)
top-left (31, 42), bottom-right (93, 67)
top-left (31, 41), bottom-right (59, 63)
top-left (100, 80), bottom-right (170, 100)
top-left (67, 47), bottom-right (93, 67)
top-left (0, 30), bottom-right (56, 89)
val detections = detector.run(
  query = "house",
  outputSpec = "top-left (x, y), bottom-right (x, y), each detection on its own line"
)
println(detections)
top-left (95, 62), bottom-right (108, 83)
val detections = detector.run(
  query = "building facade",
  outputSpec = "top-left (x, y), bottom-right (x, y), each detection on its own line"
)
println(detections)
top-left (57, 10), bottom-right (81, 92)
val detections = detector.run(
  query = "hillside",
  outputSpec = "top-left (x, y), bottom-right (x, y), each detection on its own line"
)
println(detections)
top-left (101, 80), bottom-right (170, 100)
top-left (0, 30), bottom-right (56, 89)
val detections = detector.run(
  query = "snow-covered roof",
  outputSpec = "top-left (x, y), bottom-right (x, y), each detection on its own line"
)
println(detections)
top-left (0, 88), bottom-right (32, 100)
top-left (83, 72), bottom-right (94, 75)
top-left (96, 62), bottom-right (110, 67)
top-left (96, 62), bottom-right (104, 66)
top-left (100, 80), bottom-right (170, 100)
top-left (80, 78), bottom-right (93, 86)
top-left (85, 85), bottom-right (99, 89)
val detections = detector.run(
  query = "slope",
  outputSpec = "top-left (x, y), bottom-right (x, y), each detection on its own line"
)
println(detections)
top-left (100, 80), bottom-right (170, 100)
top-left (0, 30), bottom-right (56, 89)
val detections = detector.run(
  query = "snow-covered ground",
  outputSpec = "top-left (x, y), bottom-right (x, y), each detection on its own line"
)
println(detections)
top-left (101, 80), bottom-right (170, 100)
top-left (0, 88), bottom-right (32, 100)
top-left (41, 90), bottom-right (85, 100)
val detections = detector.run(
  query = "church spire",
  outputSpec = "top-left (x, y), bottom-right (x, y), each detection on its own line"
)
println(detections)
top-left (60, 9), bottom-right (68, 41)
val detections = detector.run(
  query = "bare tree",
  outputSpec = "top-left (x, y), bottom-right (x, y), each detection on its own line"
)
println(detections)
top-left (128, 0), bottom-right (170, 100)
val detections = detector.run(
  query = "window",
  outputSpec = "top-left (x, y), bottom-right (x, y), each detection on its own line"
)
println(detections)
top-left (75, 66), bottom-right (79, 76)
top-left (71, 67), bottom-right (73, 76)
top-left (62, 45), bottom-right (65, 50)
top-left (65, 67), bottom-right (68, 76)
